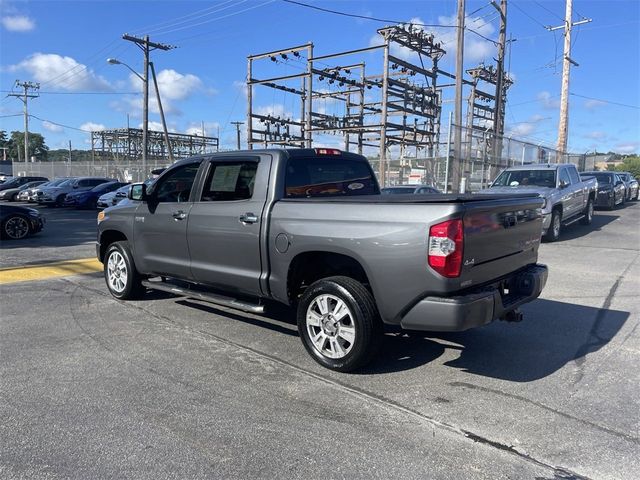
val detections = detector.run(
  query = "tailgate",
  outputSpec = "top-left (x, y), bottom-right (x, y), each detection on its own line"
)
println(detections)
top-left (458, 195), bottom-right (543, 287)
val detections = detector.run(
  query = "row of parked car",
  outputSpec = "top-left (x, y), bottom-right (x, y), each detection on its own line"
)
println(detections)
top-left (0, 175), bottom-right (132, 209)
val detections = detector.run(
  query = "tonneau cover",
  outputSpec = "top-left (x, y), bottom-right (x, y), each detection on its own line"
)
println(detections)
top-left (279, 193), bottom-right (541, 204)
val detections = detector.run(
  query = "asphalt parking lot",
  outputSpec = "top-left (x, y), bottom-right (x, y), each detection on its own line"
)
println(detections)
top-left (1, 201), bottom-right (639, 479)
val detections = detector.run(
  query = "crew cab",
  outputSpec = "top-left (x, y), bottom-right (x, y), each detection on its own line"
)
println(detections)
top-left (97, 149), bottom-right (548, 372)
top-left (479, 164), bottom-right (597, 241)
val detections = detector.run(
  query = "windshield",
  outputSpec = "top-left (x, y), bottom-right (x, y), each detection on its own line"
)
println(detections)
top-left (1, 177), bottom-right (21, 187)
top-left (492, 169), bottom-right (556, 188)
top-left (55, 179), bottom-right (74, 188)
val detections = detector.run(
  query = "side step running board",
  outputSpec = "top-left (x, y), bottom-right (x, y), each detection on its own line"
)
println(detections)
top-left (562, 214), bottom-right (585, 226)
top-left (141, 279), bottom-right (265, 314)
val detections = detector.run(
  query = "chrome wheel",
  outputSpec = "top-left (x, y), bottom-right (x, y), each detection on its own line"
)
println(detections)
top-left (4, 216), bottom-right (30, 239)
top-left (306, 294), bottom-right (356, 359)
top-left (107, 251), bottom-right (128, 293)
top-left (552, 214), bottom-right (561, 238)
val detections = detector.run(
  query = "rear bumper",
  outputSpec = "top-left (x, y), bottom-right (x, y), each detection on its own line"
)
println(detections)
top-left (400, 264), bottom-right (548, 332)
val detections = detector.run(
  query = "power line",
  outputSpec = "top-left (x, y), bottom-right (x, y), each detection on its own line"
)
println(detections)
top-left (281, 0), bottom-right (499, 45)
top-left (570, 93), bottom-right (640, 110)
top-left (28, 115), bottom-right (92, 132)
top-left (511, 2), bottom-right (548, 29)
top-left (168, 1), bottom-right (279, 43)
top-left (143, 0), bottom-right (249, 36)
top-left (0, 113), bottom-right (23, 118)
top-left (153, 0), bottom-right (275, 38)
top-left (0, 90), bottom-right (140, 95)
top-left (533, 1), bottom-right (564, 22)
top-left (130, 0), bottom-right (238, 36)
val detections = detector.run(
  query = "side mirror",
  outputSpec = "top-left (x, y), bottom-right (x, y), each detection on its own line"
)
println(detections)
top-left (129, 183), bottom-right (148, 201)
top-left (73, 184), bottom-right (79, 189)
top-left (559, 180), bottom-right (569, 189)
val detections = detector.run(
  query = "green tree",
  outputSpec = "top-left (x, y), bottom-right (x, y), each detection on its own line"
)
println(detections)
top-left (615, 156), bottom-right (640, 178)
top-left (8, 131), bottom-right (49, 160)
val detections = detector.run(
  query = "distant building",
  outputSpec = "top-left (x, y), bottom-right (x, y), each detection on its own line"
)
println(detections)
top-left (585, 154), bottom-right (623, 171)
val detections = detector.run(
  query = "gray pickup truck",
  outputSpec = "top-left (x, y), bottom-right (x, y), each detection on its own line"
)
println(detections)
top-left (97, 148), bottom-right (548, 371)
top-left (480, 164), bottom-right (597, 242)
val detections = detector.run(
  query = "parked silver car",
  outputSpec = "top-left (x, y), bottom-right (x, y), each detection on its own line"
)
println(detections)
top-left (97, 184), bottom-right (130, 209)
top-left (38, 177), bottom-right (114, 206)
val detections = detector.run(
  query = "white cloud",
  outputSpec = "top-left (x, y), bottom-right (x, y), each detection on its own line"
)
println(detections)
top-left (125, 68), bottom-right (206, 116)
top-left (584, 99), bottom-right (607, 110)
top-left (584, 131), bottom-right (607, 140)
top-left (537, 91), bottom-right (560, 110)
top-left (10, 53), bottom-right (111, 91)
top-left (1, 15), bottom-right (35, 32)
top-left (505, 115), bottom-right (547, 138)
top-left (233, 80), bottom-right (248, 98)
top-left (80, 122), bottom-right (106, 132)
top-left (42, 121), bottom-right (63, 133)
top-left (614, 142), bottom-right (640, 154)
top-left (138, 121), bottom-right (176, 133)
top-left (185, 121), bottom-right (220, 137)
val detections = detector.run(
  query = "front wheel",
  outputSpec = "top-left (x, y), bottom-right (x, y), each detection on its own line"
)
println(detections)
top-left (543, 209), bottom-right (562, 242)
top-left (580, 199), bottom-right (594, 225)
top-left (297, 276), bottom-right (382, 372)
top-left (104, 241), bottom-right (144, 300)
top-left (2, 215), bottom-right (30, 239)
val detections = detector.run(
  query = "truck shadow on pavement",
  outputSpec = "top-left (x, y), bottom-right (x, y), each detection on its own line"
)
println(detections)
top-left (552, 212), bottom-right (619, 243)
top-left (363, 298), bottom-right (628, 380)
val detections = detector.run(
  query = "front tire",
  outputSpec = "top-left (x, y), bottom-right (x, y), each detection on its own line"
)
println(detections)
top-left (580, 198), bottom-right (594, 225)
top-left (297, 276), bottom-right (382, 372)
top-left (543, 209), bottom-right (562, 242)
top-left (104, 241), bottom-right (144, 300)
top-left (2, 215), bottom-right (30, 239)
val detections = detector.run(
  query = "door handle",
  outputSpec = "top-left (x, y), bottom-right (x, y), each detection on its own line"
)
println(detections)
top-left (172, 210), bottom-right (187, 220)
top-left (239, 212), bottom-right (258, 224)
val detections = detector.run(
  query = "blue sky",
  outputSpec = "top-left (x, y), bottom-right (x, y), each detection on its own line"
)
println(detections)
top-left (1, 0), bottom-right (639, 154)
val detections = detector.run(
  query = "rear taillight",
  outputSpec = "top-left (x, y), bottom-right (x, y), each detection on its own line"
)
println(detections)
top-left (428, 219), bottom-right (464, 278)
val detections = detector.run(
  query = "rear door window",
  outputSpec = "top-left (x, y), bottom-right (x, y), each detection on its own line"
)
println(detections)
top-left (285, 156), bottom-right (378, 198)
top-left (568, 166), bottom-right (580, 184)
top-left (200, 161), bottom-right (258, 201)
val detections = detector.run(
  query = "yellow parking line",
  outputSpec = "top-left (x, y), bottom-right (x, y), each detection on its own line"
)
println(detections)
top-left (0, 258), bottom-right (103, 285)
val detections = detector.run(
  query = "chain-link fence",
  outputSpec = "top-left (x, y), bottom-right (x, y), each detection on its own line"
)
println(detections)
top-left (371, 124), bottom-right (590, 192)
top-left (12, 123), bottom-right (593, 193)
top-left (11, 158), bottom-right (172, 183)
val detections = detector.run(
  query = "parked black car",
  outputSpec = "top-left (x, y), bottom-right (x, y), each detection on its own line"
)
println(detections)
top-left (0, 204), bottom-right (44, 239)
top-left (0, 176), bottom-right (48, 192)
top-left (617, 172), bottom-right (639, 201)
top-left (581, 171), bottom-right (626, 209)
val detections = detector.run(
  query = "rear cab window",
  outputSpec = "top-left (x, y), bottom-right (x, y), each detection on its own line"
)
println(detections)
top-left (284, 154), bottom-right (379, 198)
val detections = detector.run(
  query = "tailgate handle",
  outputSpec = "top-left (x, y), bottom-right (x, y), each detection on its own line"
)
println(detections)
top-left (503, 215), bottom-right (517, 228)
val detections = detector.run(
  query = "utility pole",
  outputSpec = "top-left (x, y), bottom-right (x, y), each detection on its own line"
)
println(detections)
top-left (122, 34), bottom-right (175, 177)
top-left (231, 121), bottom-right (244, 149)
top-left (492, 0), bottom-right (507, 161)
top-left (547, 1), bottom-right (592, 156)
top-left (149, 61), bottom-right (174, 162)
top-left (8, 80), bottom-right (39, 162)
top-left (453, 0), bottom-right (465, 193)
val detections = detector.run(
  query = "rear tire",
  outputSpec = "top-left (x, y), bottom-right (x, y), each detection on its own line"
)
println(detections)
top-left (580, 198), bottom-right (594, 225)
top-left (543, 209), bottom-right (562, 242)
top-left (297, 276), bottom-right (382, 372)
top-left (104, 241), bottom-right (144, 300)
